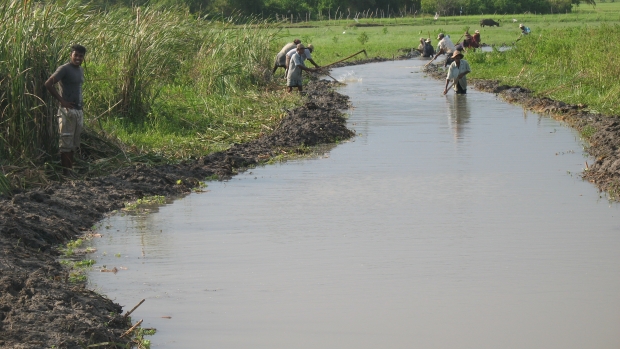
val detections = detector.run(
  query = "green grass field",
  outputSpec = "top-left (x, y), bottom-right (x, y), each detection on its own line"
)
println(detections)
top-left (272, 2), bottom-right (620, 65)
top-left (270, 2), bottom-right (620, 116)
top-left (2, 2), bottom-right (619, 192)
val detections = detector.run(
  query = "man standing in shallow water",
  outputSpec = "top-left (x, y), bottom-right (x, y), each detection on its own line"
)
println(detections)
top-left (443, 50), bottom-right (471, 95)
top-left (45, 44), bottom-right (86, 176)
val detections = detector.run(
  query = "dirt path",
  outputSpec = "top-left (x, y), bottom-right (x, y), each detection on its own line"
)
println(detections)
top-left (0, 80), bottom-right (353, 349)
top-left (423, 63), bottom-right (620, 200)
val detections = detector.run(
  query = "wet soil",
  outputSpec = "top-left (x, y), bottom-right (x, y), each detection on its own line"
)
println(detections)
top-left (423, 63), bottom-right (620, 199)
top-left (0, 80), bottom-right (353, 349)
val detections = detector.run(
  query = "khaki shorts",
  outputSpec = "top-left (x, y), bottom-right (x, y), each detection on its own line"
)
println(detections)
top-left (287, 69), bottom-right (303, 87)
top-left (58, 107), bottom-right (83, 153)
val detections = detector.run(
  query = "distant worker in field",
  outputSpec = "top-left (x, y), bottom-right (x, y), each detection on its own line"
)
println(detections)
top-left (418, 37), bottom-right (426, 52)
top-left (473, 30), bottom-right (481, 46)
top-left (287, 44), bottom-right (319, 93)
top-left (285, 43), bottom-right (320, 75)
top-left (463, 30), bottom-right (480, 51)
top-left (443, 50), bottom-right (471, 95)
top-left (432, 33), bottom-right (456, 67)
top-left (422, 39), bottom-right (435, 57)
top-left (519, 24), bottom-right (531, 36)
top-left (45, 44), bottom-right (86, 177)
top-left (273, 38), bottom-right (301, 74)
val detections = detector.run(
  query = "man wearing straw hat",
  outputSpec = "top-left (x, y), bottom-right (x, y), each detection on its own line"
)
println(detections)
top-left (287, 44), bottom-right (319, 93)
top-left (272, 38), bottom-right (301, 74)
top-left (443, 50), bottom-right (471, 95)
top-left (45, 44), bottom-right (86, 176)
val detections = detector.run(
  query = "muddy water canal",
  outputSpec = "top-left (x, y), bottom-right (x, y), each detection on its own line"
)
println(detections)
top-left (89, 60), bottom-right (620, 348)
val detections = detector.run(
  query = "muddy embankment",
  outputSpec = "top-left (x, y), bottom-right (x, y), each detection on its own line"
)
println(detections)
top-left (0, 80), bottom-right (353, 349)
top-left (423, 63), bottom-right (620, 198)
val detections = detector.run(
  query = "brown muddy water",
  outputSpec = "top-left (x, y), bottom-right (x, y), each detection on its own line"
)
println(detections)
top-left (88, 60), bottom-right (620, 348)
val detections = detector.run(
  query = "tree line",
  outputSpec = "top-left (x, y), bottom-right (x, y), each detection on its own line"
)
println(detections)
top-left (87, 0), bottom-right (596, 19)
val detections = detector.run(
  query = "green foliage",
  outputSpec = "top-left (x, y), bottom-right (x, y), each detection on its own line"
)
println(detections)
top-left (0, 171), bottom-right (11, 196)
top-left (581, 125), bottom-right (597, 139)
top-left (469, 23), bottom-right (620, 115)
top-left (357, 31), bottom-right (369, 45)
top-left (1, 2), bottom-right (300, 187)
top-left (0, 0), bottom-right (90, 163)
top-left (124, 195), bottom-right (166, 210)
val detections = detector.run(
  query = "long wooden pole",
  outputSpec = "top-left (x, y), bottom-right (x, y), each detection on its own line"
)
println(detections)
top-left (322, 50), bottom-right (368, 68)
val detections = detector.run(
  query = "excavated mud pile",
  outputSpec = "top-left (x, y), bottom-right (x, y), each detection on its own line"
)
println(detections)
top-left (424, 63), bottom-right (620, 198)
top-left (0, 80), bottom-right (353, 349)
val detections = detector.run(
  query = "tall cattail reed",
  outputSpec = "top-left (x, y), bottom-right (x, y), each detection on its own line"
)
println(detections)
top-left (0, 0), bottom-right (90, 163)
top-left (1, 1), bottom-right (280, 189)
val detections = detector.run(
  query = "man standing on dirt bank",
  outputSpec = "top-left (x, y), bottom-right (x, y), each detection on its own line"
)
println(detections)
top-left (285, 43), bottom-right (320, 76)
top-left (432, 33), bottom-right (456, 67)
top-left (287, 44), bottom-right (319, 93)
top-left (273, 39), bottom-right (301, 74)
top-left (443, 50), bottom-right (471, 95)
top-left (45, 44), bottom-right (86, 176)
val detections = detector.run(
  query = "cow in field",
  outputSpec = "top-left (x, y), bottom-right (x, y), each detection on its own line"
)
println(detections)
top-left (479, 19), bottom-right (500, 27)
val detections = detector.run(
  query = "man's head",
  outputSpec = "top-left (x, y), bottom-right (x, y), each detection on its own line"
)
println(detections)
top-left (451, 50), bottom-right (464, 60)
top-left (426, 39), bottom-right (431, 43)
top-left (293, 39), bottom-right (301, 45)
top-left (70, 44), bottom-right (86, 66)
top-left (437, 33), bottom-right (445, 40)
top-left (475, 30), bottom-right (480, 34)
top-left (296, 44), bottom-right (305, 55)
top-left (306, 44), bottom-right (314, 52)
top-left (519, 24), bottom-right (524, 28)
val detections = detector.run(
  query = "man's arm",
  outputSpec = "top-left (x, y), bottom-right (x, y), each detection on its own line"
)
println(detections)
top-left (299, 65), bottom-right (317, 73)
top-left (307, 59), bottom-right (320, 68)
top-left (45, 76), bottom-right (74, 109)
top-left (432, 48), bottom-right (445, 60)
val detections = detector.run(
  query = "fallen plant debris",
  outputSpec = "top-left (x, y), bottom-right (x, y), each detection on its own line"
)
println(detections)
top-left (0, 80), bottom-right (353, 348)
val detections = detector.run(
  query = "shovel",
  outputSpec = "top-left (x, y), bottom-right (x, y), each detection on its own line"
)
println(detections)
top-left (322, 49), bottom-right (368, 69)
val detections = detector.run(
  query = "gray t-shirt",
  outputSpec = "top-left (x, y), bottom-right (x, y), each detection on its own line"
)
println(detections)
top-left (51, 62), bottom-right (84, 109)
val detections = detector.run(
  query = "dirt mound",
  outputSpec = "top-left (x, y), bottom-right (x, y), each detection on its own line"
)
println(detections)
top-left (0, 80), bottom-right (354, 348)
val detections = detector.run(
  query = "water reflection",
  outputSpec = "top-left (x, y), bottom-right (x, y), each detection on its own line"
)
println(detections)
top-left (87, 60), bottom-right (620, 349)
top-left (446, 94), bottom-right (471, 141)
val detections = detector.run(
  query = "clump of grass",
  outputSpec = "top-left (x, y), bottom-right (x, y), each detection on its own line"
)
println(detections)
top-left (0, 171), bottom-right (11, 196)
top-left (60, 258), bottom-right (96, 283)
top-left (124, 195), bottom-right (166, 211)
top-left (580, 125), bottom-right (597, 139)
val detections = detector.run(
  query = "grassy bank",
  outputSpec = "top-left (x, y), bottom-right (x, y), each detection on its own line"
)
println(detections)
top-left (271, 2), bottom-right (620, 66)
top-left (3, 1), bottom-right (620, 194)
top-left (271, 3), bottom-right (620, 116)
top-left (466, 24), bottom-right (620, 116)
top-left (0, 0), bottom-right (300, 193)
